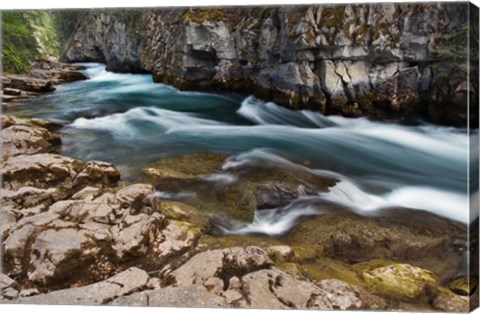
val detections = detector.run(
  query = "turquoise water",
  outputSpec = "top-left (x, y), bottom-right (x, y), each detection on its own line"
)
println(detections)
top-left (4, 63), bottom-right (471, 233)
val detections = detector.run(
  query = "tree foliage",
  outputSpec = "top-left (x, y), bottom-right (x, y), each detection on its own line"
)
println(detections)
top-left (2, 11), bottom-right (38, 73)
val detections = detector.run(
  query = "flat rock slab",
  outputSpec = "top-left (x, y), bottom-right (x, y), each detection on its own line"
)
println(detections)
top-left (11, 267), bottom-right (149, 305)
top-left (7, 76), bottom-right (55, 93)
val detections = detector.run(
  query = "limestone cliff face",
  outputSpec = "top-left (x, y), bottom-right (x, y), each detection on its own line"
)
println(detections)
top-left (64, 3), bottom-right (478, 126)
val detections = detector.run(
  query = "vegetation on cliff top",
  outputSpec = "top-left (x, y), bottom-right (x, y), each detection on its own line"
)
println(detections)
top-left (2, 12), bottom-right (39, 73)
top-left (2, 10), bottom-right (82, 73)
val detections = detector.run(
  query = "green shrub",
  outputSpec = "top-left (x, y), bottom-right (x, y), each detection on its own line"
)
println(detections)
top-left (1, 11), bottom-right (38, 73)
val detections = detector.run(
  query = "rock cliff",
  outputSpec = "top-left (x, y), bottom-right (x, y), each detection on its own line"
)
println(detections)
top-left (63, 3), bottom-right (478, 126)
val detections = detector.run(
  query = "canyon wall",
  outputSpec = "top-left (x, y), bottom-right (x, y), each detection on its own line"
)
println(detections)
top-left (63, 3), bottom-right (478, 126)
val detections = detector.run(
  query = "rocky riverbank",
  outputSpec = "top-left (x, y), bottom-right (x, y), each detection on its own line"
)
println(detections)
top-left (1, 60), bottom-right (87, 105)
top-left (0, 113), bottom-right (476, 311)
top-left (63, 3), bottom-right (479, 127)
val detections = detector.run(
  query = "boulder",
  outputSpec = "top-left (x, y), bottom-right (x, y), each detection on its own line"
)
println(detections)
top-left (3, 88), bottom-right (22, 96)
top-left (281, 211), bottom-right (466, 282)
top-left (309, 279), bottom-right (386, 309)
top-left (167, 246), bottom-right (272, 287)
top-left (28, 228), bottom-right (100, 283)
top-left (156, 220), bottom-right (202, 258)
top-left (2, 154), bottom-right (84, 190)
top-left (239, 268), bottom-right (318, 308)
top-left (142, 152), bottom-right (335, 223)
top-left (361, 263), bottom-right (438, 301)
top-left (111, 213), bottom-right (164, 259)
top-left (114, 184), bottom-right (155, 210)
top-left (72, 160), bottom-right (121, 189)
top-left (8, 76), bottom-right (55, 93)
top-left (1, 124), bottom-right (61, 160)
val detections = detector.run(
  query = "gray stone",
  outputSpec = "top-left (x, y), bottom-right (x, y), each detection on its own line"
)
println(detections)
top-left (1, 124), bottom-right (60, 159)
top-left (28, 228), bottom-right (99, 283)
top-left (168, 246), bottom-right (271, 287)
top-left (14, 267), bottom-right (149, 305)
top-left (112, 213), bottom-right (163, 259)
top-left (3, 224), bottom-right (38, 276)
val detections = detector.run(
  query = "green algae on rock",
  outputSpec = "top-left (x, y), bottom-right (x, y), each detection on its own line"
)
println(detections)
top-left (360, 263), bottom-right (438, 301)
top-left (141, 152), bottom-right (336, 223)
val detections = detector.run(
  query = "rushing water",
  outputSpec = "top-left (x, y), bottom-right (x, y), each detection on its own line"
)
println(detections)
top-left (4, 63), bottom-right (472, 234)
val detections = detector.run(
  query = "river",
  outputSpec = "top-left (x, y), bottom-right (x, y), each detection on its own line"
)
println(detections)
top-left (3, 63), bottom-right (472, 235)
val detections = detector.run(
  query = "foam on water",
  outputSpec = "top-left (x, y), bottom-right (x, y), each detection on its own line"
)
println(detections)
top-left (322, 180), bottom-right (469, 223)
top-left (7, 63), bottom-right (471, 235)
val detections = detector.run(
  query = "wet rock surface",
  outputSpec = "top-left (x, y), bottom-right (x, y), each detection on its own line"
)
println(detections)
top-left (0, 114), bottom-right (474, 311)
top-left (140, 152), bottom-right (336, 223)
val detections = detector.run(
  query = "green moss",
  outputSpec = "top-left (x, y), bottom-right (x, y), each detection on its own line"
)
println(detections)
top-left (1, 11), bottom-right (38, 73)
top-left (301, 257), bottom-right (364, 287)
top-left (320, 6), bottom-right (345, 28)
top-left (276, 262), bottom-right (305, 277)
top-left (140, 152), bottom-right (227, 181)
top-left (182, 8), bottom-right (228, 24)
top-left (356, 91), bottom-right (376, 109)
top-left (361, 263), bottom-right (439, 301)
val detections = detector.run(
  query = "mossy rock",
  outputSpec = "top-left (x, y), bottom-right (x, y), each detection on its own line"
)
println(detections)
top-left (361, 263), bottom-right (438, 301)
top-left (154, 199), bottom-right (210, 229)
top-left (281, 210), bottom-right (466, 283)
top-left (140, 152), bottom-right (227, 182)
top-left (320, 6), bottom-right (346, 28)
top-left (275, 262), bottom-right (305, 278)
top-left (301, 257), bottom-right (364, 287)
top-left (182, 8), bottom-right (228, 24)
top-left (197, 234), bottom-right (283, 251)
top-left (140, 152), bottom-right (335, 223)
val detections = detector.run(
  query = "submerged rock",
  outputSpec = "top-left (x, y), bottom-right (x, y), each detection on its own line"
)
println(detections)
top-left (281, 211), bottom-right (466, 282)
top-left (141, 152), bottom-right (227, 181)
top-left (142, 152), bottom-right (335, 222)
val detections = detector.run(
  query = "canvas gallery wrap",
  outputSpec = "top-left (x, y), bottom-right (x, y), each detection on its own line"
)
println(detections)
top-left (0, 1), bottom-right (479, 312)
